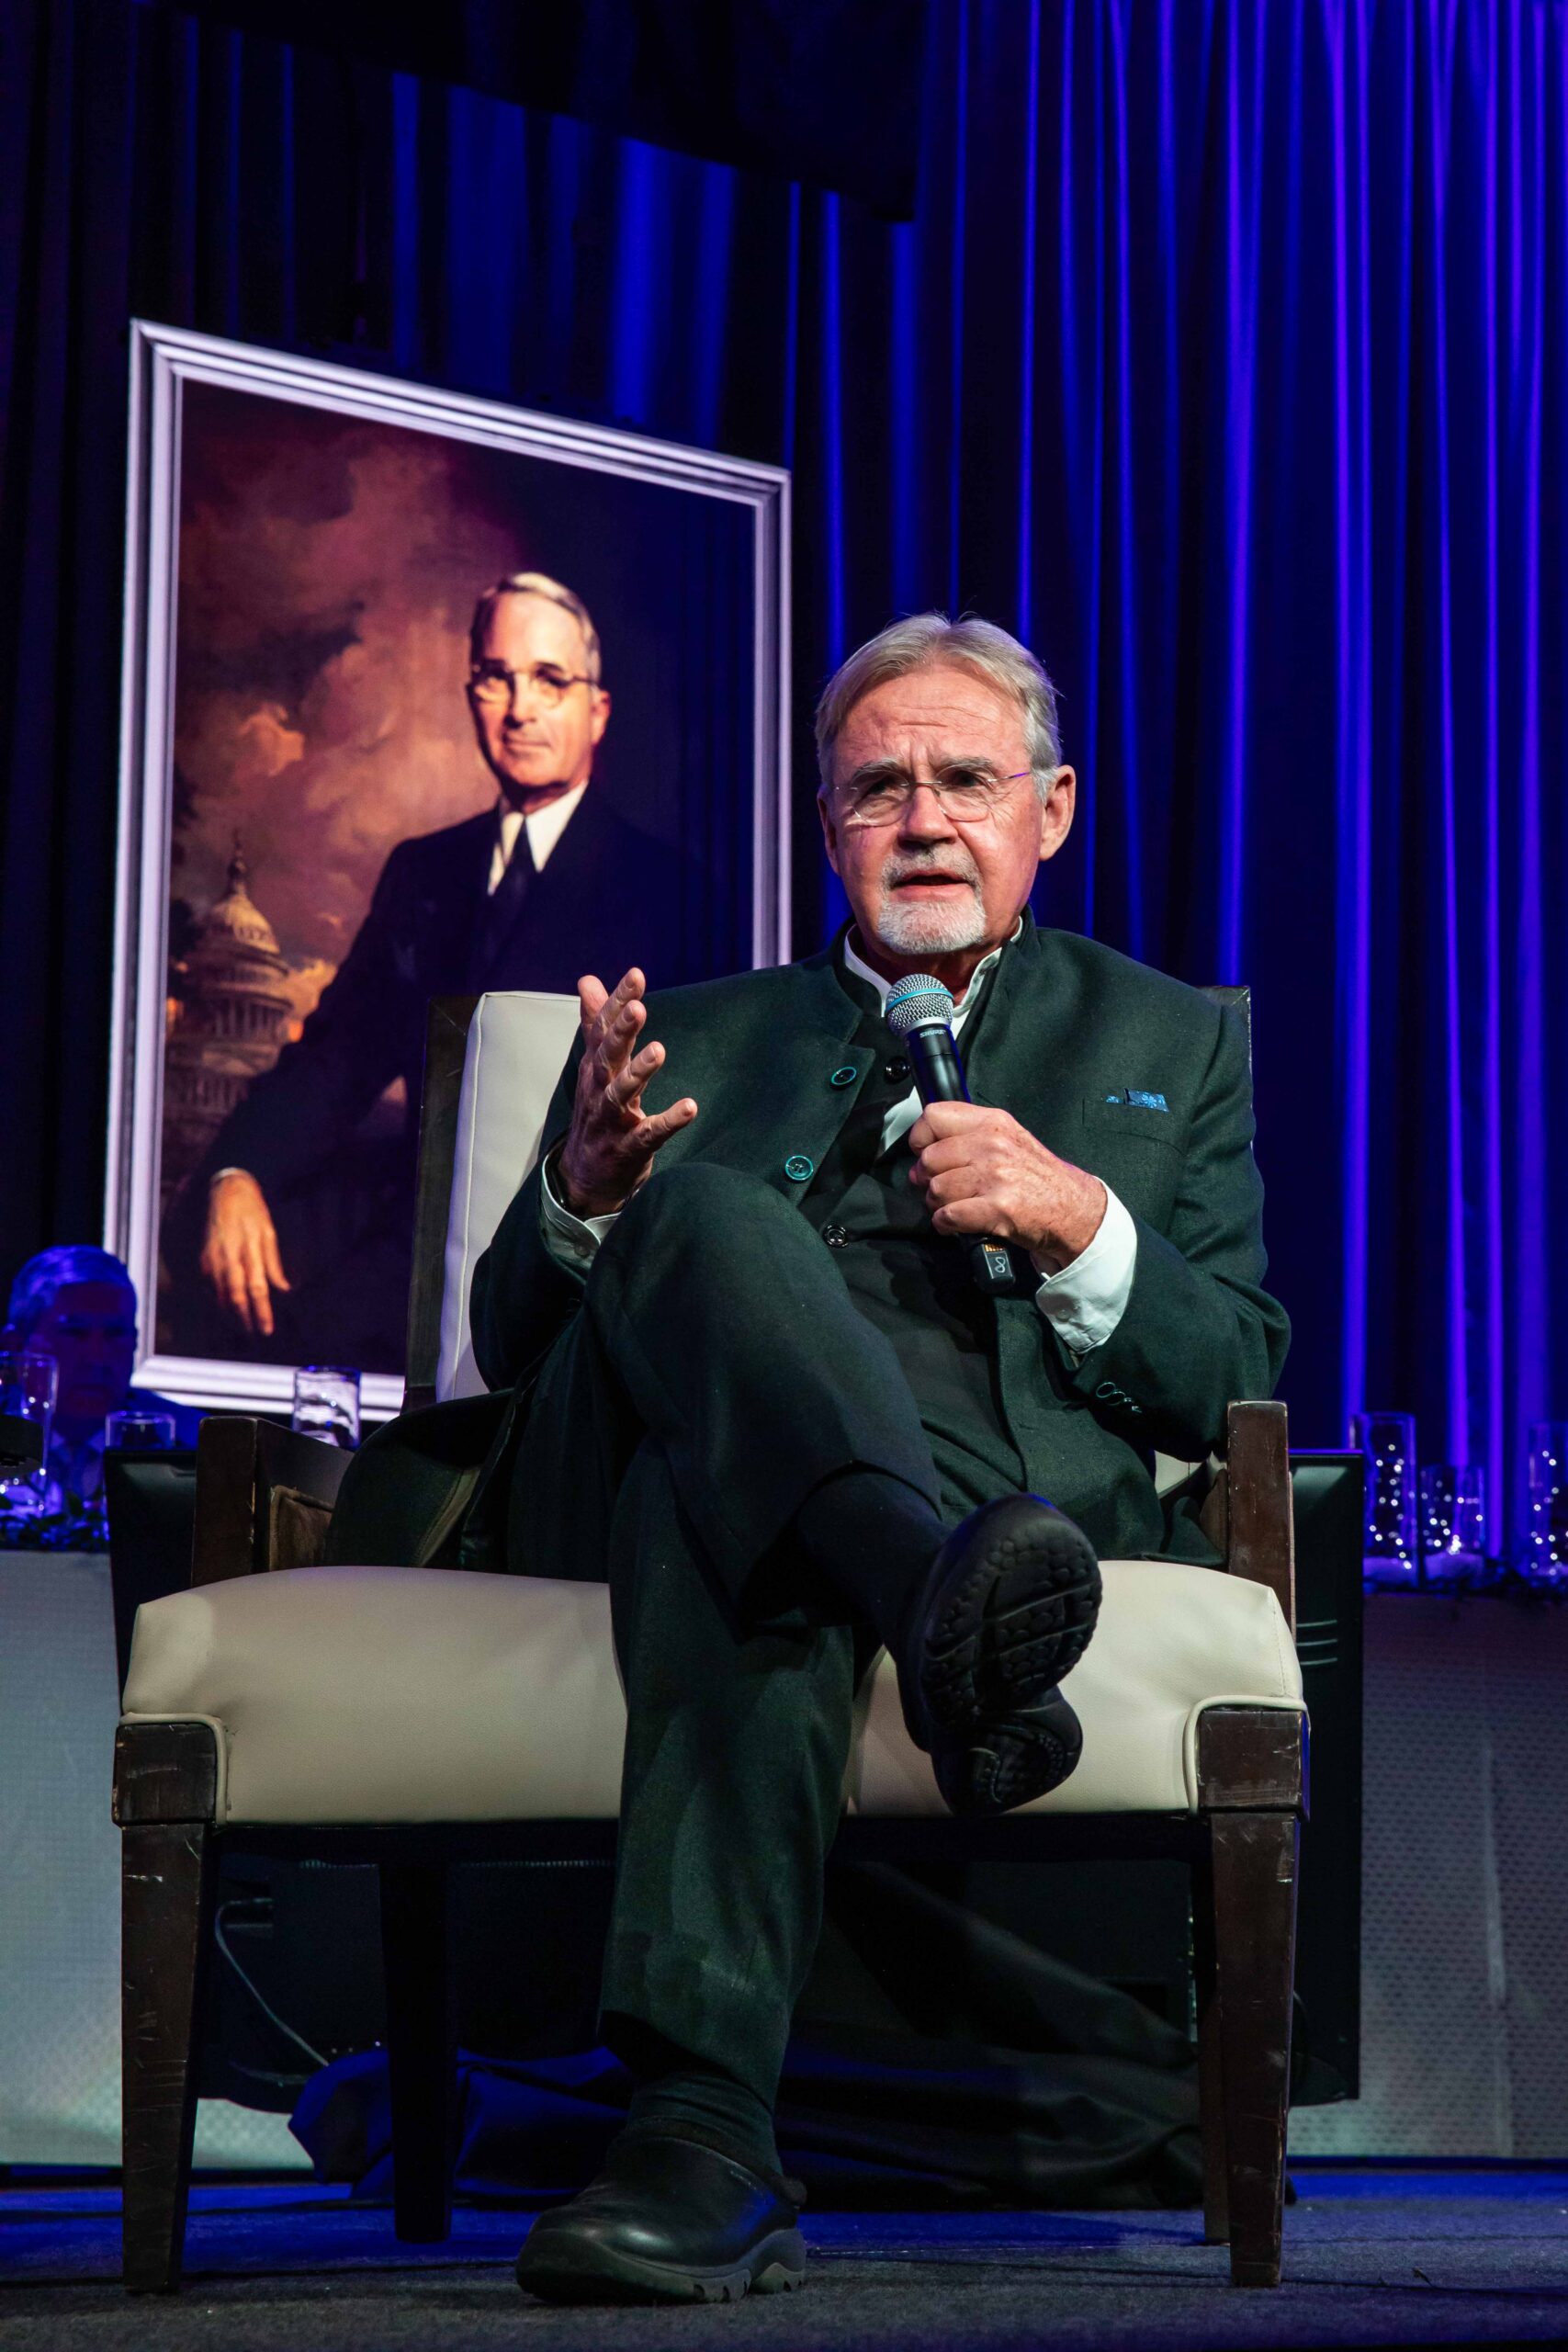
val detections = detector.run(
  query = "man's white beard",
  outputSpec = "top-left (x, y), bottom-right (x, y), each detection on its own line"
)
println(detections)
top-left (872, 878), bottom-right (989, 956)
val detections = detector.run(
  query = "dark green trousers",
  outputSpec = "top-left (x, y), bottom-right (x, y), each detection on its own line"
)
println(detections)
top-left (507, 1162), bottom-right (1028, 2106)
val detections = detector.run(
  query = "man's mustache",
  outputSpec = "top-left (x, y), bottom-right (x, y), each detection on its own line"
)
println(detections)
top-left (882, 851), bottom-right (982, 889)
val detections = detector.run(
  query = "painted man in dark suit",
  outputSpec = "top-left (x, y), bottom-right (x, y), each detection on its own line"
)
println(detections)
top-left (423, 612), bottom-right (1290, 2303)
top-left (172, 571), bottom-right (695, 1364)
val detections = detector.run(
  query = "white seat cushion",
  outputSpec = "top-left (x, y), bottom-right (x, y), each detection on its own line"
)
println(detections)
top-left (121, 1559), bottom-right (1302, 1826)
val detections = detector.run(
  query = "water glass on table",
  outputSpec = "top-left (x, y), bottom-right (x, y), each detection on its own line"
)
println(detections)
top-left (292, 1365), bottom-right (361, 1450)
top-left (73, 1409), bottom-right (178, 1546)
top-left (1352, 1411), bottom-right (1419, 1590)
top-left (1525, 1422), bottom-right (1568, 1587)
top-left (1418, 1464), bottom-right (1488, 1589)
top-left (106, 1409), bottom-right (177, 1452)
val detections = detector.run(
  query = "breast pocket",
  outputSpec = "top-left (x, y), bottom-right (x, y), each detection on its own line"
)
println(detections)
top-left (1081, 1095), bottom-right (1179, 1148)
top-left (1077, 1094), bottom-right (1180, 1225)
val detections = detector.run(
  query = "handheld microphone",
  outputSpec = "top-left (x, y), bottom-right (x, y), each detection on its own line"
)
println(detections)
top-left (886, 974), bottom-right (1017, 1296)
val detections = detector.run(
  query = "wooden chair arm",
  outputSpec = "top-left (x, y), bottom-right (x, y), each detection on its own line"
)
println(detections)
top-left (190, 1417), bottom-right (352, 1587)
top-left (1197, 1400), bottom-right (1295, 1634)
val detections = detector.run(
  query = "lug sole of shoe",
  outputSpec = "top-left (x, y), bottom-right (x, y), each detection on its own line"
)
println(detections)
top-left (932, 1695), bottom-right (1083, 1817)
top-left (517, 2226), bottom-right (807, 2306)
top-left (916, 1500), bottom-right (1100, 1743)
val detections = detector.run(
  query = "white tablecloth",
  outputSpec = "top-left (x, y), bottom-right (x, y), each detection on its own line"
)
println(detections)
top-left (1290, 1591), bottom-right (1568, 2158)
top-left (0, 1552), bottom-right (306, 2169)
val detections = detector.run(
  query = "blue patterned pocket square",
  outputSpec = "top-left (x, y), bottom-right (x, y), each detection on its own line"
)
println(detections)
top-left (1104, 1089), bottom-right (1169, 1112)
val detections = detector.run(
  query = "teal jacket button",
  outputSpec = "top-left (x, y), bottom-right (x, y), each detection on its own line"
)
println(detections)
top-left (829, 1065), bottom-right (857, 1088)
top-left (784, 1154), bottom-right (815, 1182)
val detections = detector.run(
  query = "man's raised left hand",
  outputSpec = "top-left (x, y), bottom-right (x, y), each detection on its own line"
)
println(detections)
top-left (908, 1102), bottom-right (1106, 1275)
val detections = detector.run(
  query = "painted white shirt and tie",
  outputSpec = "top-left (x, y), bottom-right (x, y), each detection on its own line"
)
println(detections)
top-left (489, 783), bottom-right (588, 890)
top-left (537, 923), bottom-right (1139, 1365)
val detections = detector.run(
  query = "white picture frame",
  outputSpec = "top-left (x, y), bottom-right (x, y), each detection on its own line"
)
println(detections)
top-left (106, 321), bottom-right (791, 1419)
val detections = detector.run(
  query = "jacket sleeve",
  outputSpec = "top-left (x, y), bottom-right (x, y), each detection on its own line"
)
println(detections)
top-left (1059, 998), bottom-right (1290, 1459)
top-left (468, 1043), bottom-right (590, 1394)
top-left (197, 843), bottom-right (420, 1196)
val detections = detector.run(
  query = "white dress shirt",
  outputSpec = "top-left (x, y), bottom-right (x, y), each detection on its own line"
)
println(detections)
top-left (490, 783), bottom-right (588, 890)
top-left (539, 924), bottom-right (1139, 1363)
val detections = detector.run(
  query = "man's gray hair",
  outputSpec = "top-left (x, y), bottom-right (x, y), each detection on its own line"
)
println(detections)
top-left (815, 613), bottom-right (1064, 797)
top-left (468, 571), bottom-right (603, 683)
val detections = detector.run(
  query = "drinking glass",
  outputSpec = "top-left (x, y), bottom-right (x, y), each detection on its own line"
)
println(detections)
top-left (0, 1351), bottom-right (59, 1524)
top-left (106, 1409), bottom-right (176, 1451)
top-left (1525, 1422), bottom-right (1568, 1587)
top-left (1418, 1464), bottom-right (1488, 1589)
top-left (1351, 1411), bottom-right (1418, 1590)
top-left (292, 1365), bottom-right (361, 1450)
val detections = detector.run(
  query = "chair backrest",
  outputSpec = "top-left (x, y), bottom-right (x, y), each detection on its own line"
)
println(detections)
top-left (1201, 982), bottom-right (1251, 1064)
top-left (402, 981), bottom-right (1254, 1414)
top-left (405, 992), bottom-right (579, 1409)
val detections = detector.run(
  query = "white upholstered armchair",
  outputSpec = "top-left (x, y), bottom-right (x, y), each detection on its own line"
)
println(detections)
top-left (115, 990), bottom-right (1306, 2293)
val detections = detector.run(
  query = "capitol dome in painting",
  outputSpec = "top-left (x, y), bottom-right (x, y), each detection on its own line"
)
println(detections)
top-left (162, 842), bottom-right (296, 1191)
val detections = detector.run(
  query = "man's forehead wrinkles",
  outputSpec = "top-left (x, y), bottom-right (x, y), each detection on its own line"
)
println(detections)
top-left (840, 707), bottom-right (1022, 760)
top-left (862, 703), bottom-right (992, 735)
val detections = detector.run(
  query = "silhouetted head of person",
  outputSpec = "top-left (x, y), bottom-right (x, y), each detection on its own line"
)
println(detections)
top-left (6, 1246), bottom-right (139, 1442)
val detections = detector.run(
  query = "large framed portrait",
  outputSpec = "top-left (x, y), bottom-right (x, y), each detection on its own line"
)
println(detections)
top-left (107, 322), bottom-right (790, 1418)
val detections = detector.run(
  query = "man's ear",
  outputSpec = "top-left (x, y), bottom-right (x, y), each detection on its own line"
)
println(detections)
top-left (1037, 765), bottom-right (1077, 862)
top-left (817, 789), bottom-right (843, 878)
top-left (590, 687), bottom-right (612, 745)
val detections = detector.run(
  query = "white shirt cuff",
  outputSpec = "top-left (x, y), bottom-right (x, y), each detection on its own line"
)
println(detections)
top-left (1032, 1183), bottom-right (1137, 1361)
top-left (539, 1148), bottom-right (621, 1267)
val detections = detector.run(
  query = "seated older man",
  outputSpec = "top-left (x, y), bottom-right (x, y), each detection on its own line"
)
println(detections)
top-left (457, 614), bottom-right (1288, 2305)
top-left (3, 1247), bottom-right (198, 1514)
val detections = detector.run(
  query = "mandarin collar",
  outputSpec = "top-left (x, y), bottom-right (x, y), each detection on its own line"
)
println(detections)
top-left (840, 915), bottom-right (1026, 1010)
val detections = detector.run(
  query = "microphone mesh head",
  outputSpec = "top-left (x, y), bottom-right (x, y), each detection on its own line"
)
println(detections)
top-left (886, 973), bottom-right (955, 1035)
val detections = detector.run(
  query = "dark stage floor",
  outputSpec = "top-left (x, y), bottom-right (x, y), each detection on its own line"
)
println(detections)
top-left (2, 2168), bottom-right (1565, 2349)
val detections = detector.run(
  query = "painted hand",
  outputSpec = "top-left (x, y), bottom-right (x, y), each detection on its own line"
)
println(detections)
top-left (200, 1170), bottom-right (291, 1337)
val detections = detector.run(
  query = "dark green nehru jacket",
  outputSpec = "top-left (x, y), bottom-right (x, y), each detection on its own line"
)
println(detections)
top-left (468, 914), bottom-right (1291, 1566)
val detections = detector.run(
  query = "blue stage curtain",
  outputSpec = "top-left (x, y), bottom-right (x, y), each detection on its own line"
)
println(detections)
top-left (3, 1), bottom-right (1564, 1539)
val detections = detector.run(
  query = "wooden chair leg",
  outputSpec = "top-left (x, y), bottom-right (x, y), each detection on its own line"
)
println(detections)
top-left (1190, 1852), bottom-right (1229, 2245)
top-left (1206, 1811), bottom-right (1299, 2288)
top-left (120, 1819), bottom-right (213, 2292)
top-left (379, 1858), bottom-right (456, 2243)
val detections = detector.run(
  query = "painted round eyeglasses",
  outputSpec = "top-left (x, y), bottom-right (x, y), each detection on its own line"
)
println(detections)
top-left (468, 662), bottom-right (596, 708)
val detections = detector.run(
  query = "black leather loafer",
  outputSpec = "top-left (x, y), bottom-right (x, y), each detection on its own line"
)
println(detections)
top-left (898, 1492), bottom-right (1100, 1753)
top-left (930, 1683), bottom-right (1086, 1816)
top-left (515, 2125), bottom-right (807, 2305)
